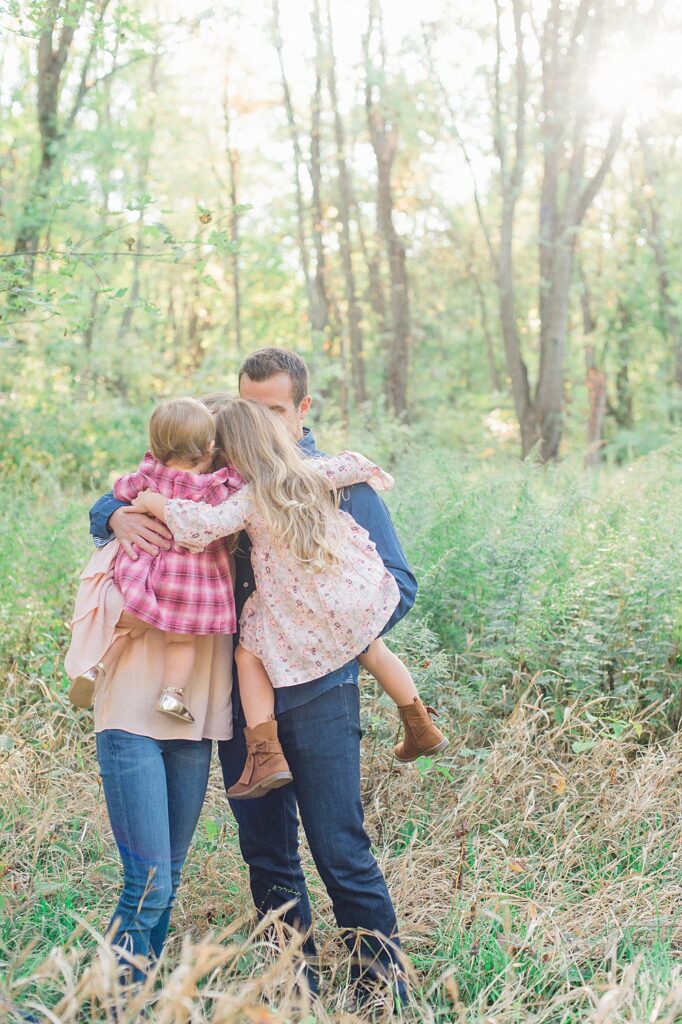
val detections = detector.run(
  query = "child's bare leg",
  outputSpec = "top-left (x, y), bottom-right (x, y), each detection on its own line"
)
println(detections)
top-left (156, 633), bottom-right (197, 722)
top-left (101, 610), bottom-right (150, 675)
top-left (228, 646), bottom-right (291, 800)
top-left (358, 638), bottom-right (419, 706)
top-left (359, 638), bottom-right (448, 761)
top-left (164, 633), bottom-right (197, 691)
top-left (234, 645), bottom-right (275, 727)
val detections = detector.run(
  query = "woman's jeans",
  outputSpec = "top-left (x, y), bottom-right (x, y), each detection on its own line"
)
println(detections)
top-left (96, 729), bottom-right (212, 982)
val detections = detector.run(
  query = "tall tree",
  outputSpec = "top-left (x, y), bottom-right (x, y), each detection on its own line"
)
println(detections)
top-left (428, 1), bottom-right (627, 459)
top-left (271, 0), bottom-right (324, 335)
top-left (116, 50), bottom-right (161, 349)
top-left (424, 7), bottom-right (531, 446)
top-left (534, 0), bottom-right (626, 460)
top-left (636, 126), bottom-right (682, 415)
top-left (223, 75), bottom-right (243, 353)
top-left (364, 0), bottom-right (410, 418)
top-left (580, 262), bottom-right (607, 467)
top-left (14, 0), bottom-right (113, 269)
top-left (325, 0), bottom-right (367, 405)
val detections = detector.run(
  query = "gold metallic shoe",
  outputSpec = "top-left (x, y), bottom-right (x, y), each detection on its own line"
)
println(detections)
top-left (68, 662), bottom-right (105, 709)
top-left (156, 687), bottom-right (195, 723)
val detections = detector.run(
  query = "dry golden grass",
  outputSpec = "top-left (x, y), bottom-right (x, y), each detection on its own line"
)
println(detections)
top-left (2, 666), bottom-right (682, 1023)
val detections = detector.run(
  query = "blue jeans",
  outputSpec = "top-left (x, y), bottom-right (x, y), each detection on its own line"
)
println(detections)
top-left (96, 730), bottom-right (212, 981)
top-left (218, 684), bottom-right (405, 995)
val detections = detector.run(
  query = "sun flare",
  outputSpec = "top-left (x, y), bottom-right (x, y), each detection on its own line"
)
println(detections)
top-left (589, 32), bottom-right (680, 118)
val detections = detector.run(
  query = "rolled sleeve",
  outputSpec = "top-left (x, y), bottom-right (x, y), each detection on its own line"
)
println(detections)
top-left (89, 490), bottom-right (127, 546)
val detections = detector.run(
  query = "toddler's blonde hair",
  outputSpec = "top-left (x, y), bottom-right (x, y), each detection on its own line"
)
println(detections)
top-left (149, 398), bottom-right (215, 466)
top-left (214, 399), bottom-right (340, 571)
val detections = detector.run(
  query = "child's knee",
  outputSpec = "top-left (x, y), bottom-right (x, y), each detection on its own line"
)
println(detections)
top-left (235, 644), bottom-right (256, 670)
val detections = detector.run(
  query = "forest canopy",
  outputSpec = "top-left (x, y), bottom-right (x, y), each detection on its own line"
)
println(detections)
top-left (1, 0), bottom-right (680, 474)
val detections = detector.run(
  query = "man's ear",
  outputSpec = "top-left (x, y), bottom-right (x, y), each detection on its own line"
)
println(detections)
top-left (299, 395), bottom-right (312, 419)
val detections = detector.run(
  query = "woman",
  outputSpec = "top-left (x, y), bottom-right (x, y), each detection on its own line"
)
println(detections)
top-left (67, 410), bottom-right (236, 983)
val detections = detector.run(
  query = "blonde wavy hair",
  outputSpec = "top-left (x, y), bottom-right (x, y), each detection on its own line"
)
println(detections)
top-left (214, 399), bottom-right (341, 571)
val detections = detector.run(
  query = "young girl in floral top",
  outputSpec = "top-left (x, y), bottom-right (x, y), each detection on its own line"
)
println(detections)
top-left (133, 399), bottom-right (447, 798)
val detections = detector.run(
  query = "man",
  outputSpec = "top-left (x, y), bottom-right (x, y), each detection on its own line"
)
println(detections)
top-left (90, 348), bottom-right (417, 1002)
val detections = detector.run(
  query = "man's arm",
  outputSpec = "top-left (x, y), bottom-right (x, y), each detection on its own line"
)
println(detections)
top-left (89, 490), bottom-right (172, 559)
top-left (340, 482), bottom-right (417, 630)
top-left (90, 491), bottom-right (126, 545)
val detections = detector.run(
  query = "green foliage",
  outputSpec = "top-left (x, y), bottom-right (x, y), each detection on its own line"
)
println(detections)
top-left (388, 443), bottom-right (682, 723)
top-left (0, 392), bottom-right (148, 489)
top-left (0, 475), bottom-right (87, 675)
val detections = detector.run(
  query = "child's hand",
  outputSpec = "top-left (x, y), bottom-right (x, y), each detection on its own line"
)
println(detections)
top-left (131, 489), bottom-right (168, 522)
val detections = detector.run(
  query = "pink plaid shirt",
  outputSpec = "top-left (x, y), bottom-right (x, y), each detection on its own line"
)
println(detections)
top-left (113, 452), bottom-right (244, 635)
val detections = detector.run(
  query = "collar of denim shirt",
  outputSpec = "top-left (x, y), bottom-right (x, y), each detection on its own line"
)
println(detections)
top-left (298, 425), bottom-right (324, 458)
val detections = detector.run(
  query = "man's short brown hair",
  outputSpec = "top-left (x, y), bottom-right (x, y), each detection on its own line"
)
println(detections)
top-left (239, 348), bottom-right (309, 406)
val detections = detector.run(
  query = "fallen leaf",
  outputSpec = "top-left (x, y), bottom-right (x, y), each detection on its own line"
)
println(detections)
top-left (550, 773), bottom-right (567, 794)
top-left (244, 1009), bottom-right (278, 1024)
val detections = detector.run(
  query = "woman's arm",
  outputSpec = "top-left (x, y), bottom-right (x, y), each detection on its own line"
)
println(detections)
top-left (133, 488), bottom-right (251, 553)
top-left (312, 451), bottom-right (394, 492)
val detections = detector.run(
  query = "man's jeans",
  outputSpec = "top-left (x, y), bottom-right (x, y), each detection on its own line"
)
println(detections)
top-left (96, 730), bottom-right (212, 981)
top-left (218, 684), bottom-right (405, 994)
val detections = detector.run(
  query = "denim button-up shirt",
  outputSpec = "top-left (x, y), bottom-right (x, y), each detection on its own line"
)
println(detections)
top-left (89, 427), bottom-right (418, 717)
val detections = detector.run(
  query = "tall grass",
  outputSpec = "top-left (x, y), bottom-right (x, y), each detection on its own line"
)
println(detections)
top-left (1, 440), bottom-right (682, 1021)
top-left (390, 442), bottom-right (682, 727)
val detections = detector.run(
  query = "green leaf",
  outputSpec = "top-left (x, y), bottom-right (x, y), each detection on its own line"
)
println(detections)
top-left (571, 740), bottom-right (595, 754)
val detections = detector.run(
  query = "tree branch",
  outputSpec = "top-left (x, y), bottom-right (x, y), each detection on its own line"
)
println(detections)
top-left (492, 0), bottom-right (506, 174)
top-left (509, 0), bottom-right (527, 198)
top-left (420, 24), bottom-right (498, 273)
top-left (64, 0), bottom-right (114, 135)
top-left (575, 112), bottom-right (625, 225)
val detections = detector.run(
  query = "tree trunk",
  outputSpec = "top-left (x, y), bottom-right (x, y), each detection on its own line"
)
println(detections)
top-left (116, 52), bottom-right (160, 346)
top-left (325, 0), bottom-right (366, 406)
top-left (223, 82), bottom-right (242, 353)
top-left (611, 299), bottom-right (634, 430)
top-left (534, 0), bottom-right (624, 460)
top-left (364, 0), bottom-right (410, 418)
top-left (271, 0), bottom-right (319, 332)
top-left (353, 194), bottom-right (388, 331)
top-left (499, 218), bottom-right (538, 456)
top-left (479, 294), bottom-right (501, 394)
top-left (584, 353), bottom-right (607, 469)
top-left (309, 30), bottom-right (331, 335)
top-left (14, 1), bottom-right (112, 266)
top-left (637, 127), bottom-right (682, 417)
top-left (579, 261), bottom-right (607, 467)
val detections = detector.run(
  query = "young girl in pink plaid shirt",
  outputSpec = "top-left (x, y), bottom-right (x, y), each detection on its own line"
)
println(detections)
top-left (70, 397), bottom-right (243, 722)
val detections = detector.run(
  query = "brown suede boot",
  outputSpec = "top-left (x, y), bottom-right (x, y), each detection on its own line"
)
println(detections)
top-left (394, 697), bottom-right (449, 763)
top-left (227, 720), bottom-right (293, 800)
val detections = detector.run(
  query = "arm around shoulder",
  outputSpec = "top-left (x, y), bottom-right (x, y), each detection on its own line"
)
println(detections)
top-left (314, 451), bottom-right (394, 492)
top-left (165, 487), bottom-right (251, 552)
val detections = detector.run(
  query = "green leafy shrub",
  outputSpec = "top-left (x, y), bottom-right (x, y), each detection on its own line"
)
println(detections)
top-left (389, 443), bottom-right (682, 722)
